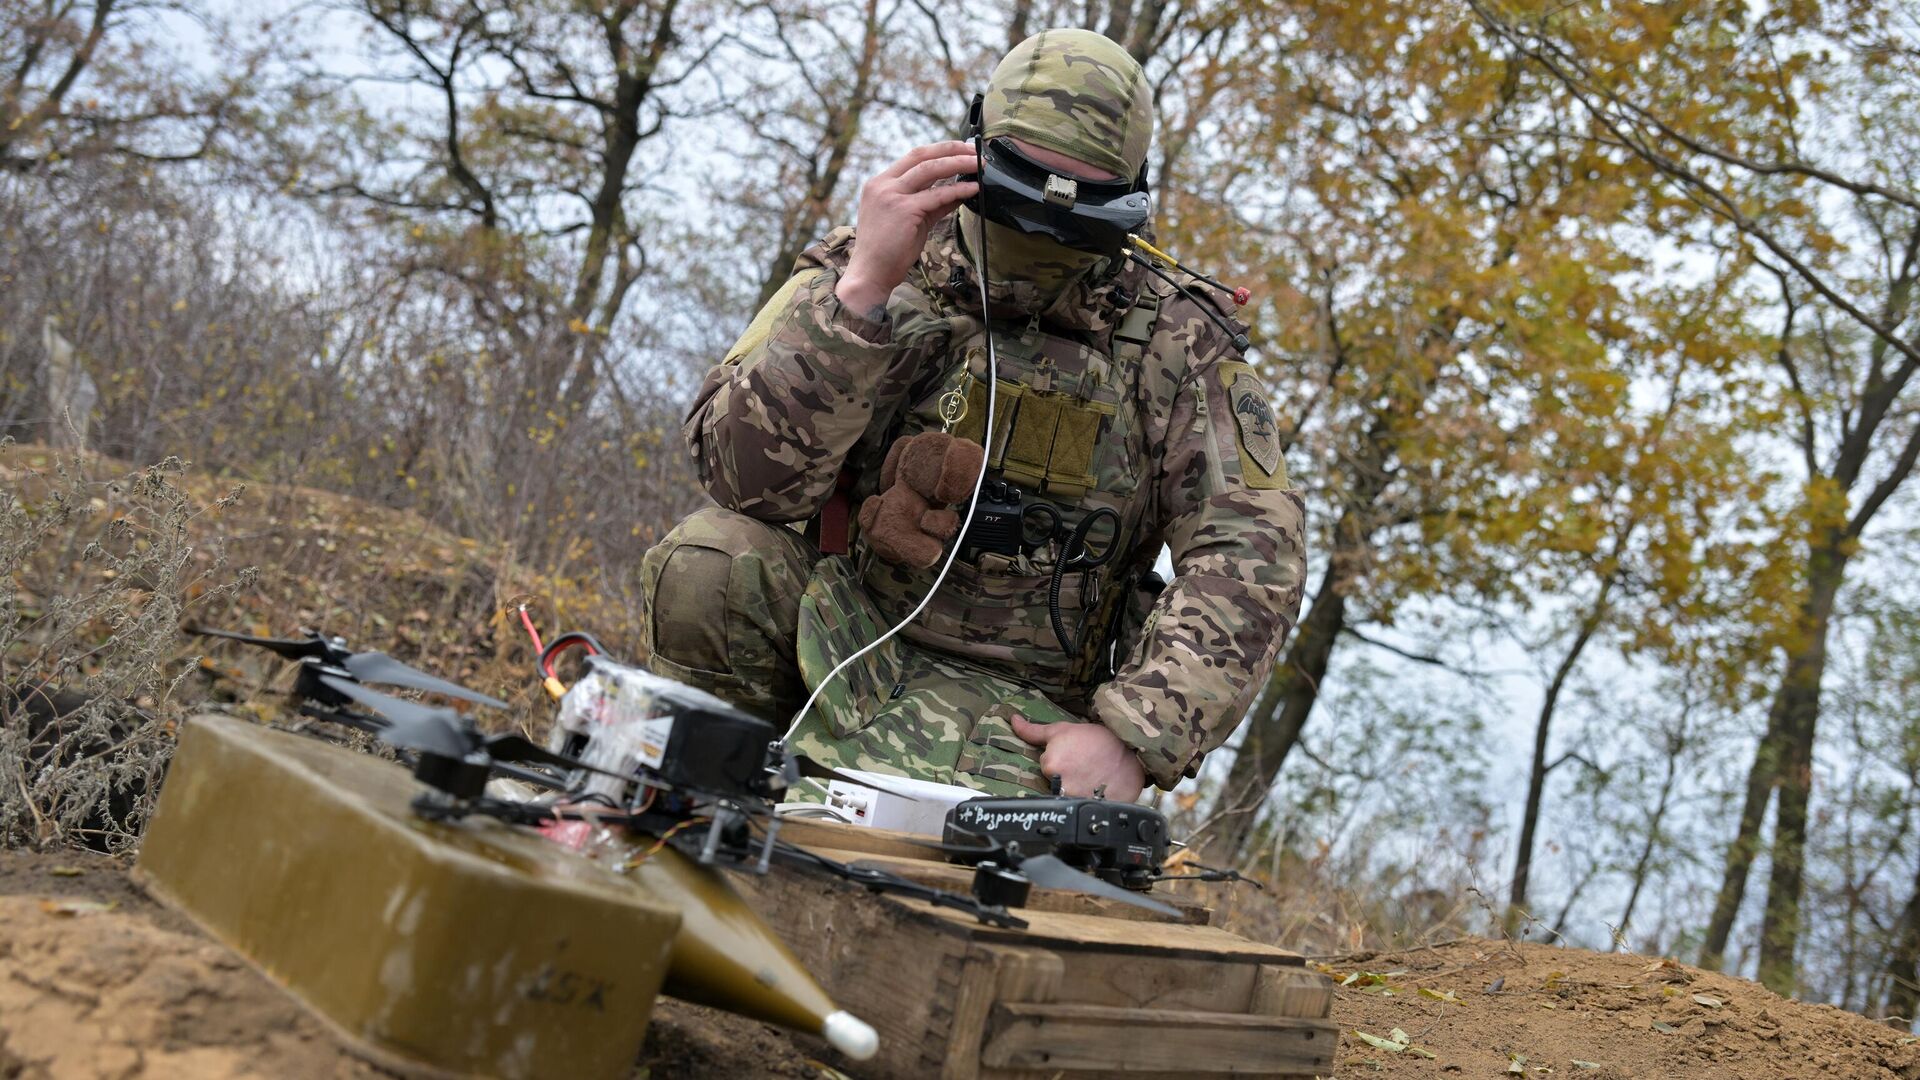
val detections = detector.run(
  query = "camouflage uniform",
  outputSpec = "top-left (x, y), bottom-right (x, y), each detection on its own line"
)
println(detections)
top-left (640, 29), bottom-right (1307, 795)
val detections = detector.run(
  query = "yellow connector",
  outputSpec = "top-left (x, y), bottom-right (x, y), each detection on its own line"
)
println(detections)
top-left (1127, 233), bottom-right (1177, 266)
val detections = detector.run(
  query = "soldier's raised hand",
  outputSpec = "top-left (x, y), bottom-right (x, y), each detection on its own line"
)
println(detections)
top-left (835, 141), bottom-right (979, 319)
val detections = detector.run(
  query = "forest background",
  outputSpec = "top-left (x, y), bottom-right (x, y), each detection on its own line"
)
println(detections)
top-left (3, 0), bottom-right (1919, 1028)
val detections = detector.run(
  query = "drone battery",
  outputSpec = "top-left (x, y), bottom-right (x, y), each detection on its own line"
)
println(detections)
top-left (136, 715), bottom-right (681, 1080)
top-left (652, 704), bottom-right (776, 797)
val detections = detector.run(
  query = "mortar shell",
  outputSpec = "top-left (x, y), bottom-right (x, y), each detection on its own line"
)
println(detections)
top-left (623, 845), bottom-right (876, 1059)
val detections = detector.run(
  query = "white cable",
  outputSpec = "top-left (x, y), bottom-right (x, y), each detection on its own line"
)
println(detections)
top-left (783, 204), bottom-right (1000, 744)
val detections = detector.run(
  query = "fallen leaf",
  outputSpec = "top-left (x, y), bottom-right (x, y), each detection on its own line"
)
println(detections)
top-left (1692, 994), bottom-right (1724, 1009)
top-left (1353, 1029), bottom-right (1407, 1053)
top-left (48, 866), bottom-right (83, 877)
top-left (1348, 1028), bottom-right (1438, 1060)
top-left (1651, 1020), bottom-right (1680, 1034)
top-left (1572, 1062), bottom-right (1605, 1070)
top-left (1419, 986), bottom-right (1462, 1004)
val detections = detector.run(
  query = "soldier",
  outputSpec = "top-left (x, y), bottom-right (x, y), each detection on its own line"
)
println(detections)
top-left (640, 28), bottom-right (1306, 804)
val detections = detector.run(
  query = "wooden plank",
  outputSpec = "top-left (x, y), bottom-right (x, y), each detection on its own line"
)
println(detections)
top-left (1058, 951), bottom-right (1257, 1013)
top-left (776, 818), bottom-right (949, 862)
top-left (979, 1003), bottom-right (1335, 1075)
top-left (989, 945), bottom-right (1062, 1004)
top-left (808, 846), bottom-right (1212, 926)
top-left (1251, 967), bottom-right (1334, 1020)
top-left (905, 898), bottom-right (1305, 964)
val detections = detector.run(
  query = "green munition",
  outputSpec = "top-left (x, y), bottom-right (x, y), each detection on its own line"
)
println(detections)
top-left (136, 715), bottom-right (678, 1079)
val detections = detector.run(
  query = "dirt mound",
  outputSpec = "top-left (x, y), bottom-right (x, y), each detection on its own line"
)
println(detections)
top-left (0, 885), bottom-right (366, 1078)
top-left (0, 851), bottom-right (816, 1079)
top-left (1324, 939), bottom-right (1920, 1078)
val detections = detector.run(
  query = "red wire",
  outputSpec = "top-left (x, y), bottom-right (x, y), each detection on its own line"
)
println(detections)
top-left (518, 605), bottom-right (545, 654)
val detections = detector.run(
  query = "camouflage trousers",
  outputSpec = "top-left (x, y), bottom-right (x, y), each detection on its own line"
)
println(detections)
top-left (639, 507), bottom-right (1075, 795)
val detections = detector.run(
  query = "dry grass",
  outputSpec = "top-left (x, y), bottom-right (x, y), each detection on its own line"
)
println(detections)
top-left (0, 444), bottom-right (643, 854)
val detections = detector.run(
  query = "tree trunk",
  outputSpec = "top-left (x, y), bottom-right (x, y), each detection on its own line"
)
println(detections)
top-left (1881, 853), bottom-right (1920, 1028)
top-left (1213, 557), bottom-right (1348, 858)
top-left (1508, 589), bottom-right (1610, 927)
top-left (1699, 701), bottom-right (1789, 970)
top-left (1615, 724), bottom-right (1684, 951)
top-left (753, 0), bottom-right (882, 309)
top-left (1754, 539), bottom-right (1849, 995)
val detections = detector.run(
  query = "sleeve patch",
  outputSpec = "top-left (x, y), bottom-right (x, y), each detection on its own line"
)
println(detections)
top-left (1219, 361), bottom-right (1287, 489)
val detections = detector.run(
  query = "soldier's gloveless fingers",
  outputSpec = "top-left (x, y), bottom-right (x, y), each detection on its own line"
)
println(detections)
top-left (903, 182), bottom-right (977, 216)
top-left (893, 153), bottom-right (978, 194)
top-left (877, 141), bottom-right (975, 180)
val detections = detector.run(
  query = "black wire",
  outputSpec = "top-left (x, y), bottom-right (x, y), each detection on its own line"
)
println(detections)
top-left (1046, 507), bottom-right (1118, 656)
top-left (1124, 250), bottom-right (1251, 352)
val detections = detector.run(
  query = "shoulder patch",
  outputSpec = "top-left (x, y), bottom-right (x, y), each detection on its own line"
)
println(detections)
top-left (1219, 361), bottom-right (1287, 489)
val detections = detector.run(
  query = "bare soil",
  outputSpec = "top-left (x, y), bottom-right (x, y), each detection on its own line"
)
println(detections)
top-left (4, 850), bottom-right (1917, 1079)
top-left (1323, 938), bottom-right (1920, 1078)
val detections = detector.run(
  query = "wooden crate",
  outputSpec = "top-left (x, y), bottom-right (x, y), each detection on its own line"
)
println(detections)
top-left (737, 818), bottom-right (1336, 1079)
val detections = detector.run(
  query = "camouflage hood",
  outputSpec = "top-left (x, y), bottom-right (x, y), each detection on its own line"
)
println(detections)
top-left (981, 28), bottom-right (1154, 182)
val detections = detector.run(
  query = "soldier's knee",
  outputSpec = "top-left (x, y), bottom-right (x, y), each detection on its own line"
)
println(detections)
top-left (642, 507), bottom-right (814, 677)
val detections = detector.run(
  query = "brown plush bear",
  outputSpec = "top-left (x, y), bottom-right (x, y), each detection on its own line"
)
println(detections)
top-left (856, 431), bottom-right (987, 569)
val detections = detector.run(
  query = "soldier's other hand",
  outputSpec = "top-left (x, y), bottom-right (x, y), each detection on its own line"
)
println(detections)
top-left (1009, 715), bottom-right (1145, 804)
top-left (837, 141), bottom-right (979, 318)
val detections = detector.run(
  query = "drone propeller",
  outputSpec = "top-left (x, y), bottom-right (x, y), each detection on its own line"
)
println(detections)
top-left (790, 755), bottom-right (923, 803)
top-left (319, 675), bottom-right (477, 757)
top-left (318, 675), bottom-right (633, 787)
top-left (904, 833), bottom-right (1181, 918)
top-left (339, 651), bottom-right (508, 710)
top-left (188, 623), bottom-right (508, 710)
top-left (185, 625), bottom-right (332, 662)
top-left (1014, 853), bottom-right (1181, 918)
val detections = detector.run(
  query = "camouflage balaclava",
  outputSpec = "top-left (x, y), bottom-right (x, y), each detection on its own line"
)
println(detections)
top-left (960, 28), bottom-right (1155, 295)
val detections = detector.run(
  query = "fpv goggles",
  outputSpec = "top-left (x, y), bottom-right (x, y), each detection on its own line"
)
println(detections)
top-left (968, 94), bottom-right (1151, 256)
